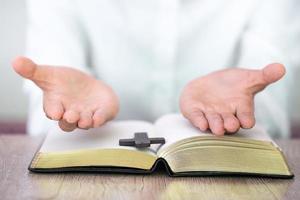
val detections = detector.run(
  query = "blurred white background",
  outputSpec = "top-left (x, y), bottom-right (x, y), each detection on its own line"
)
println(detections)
top-left (0, 0), bottom-right (27, 121)
top-left (0, 0), bottom-right (299, 132)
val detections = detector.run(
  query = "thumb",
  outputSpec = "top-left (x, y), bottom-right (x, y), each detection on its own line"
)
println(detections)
top-left (12, 56), bottom-right (53, 86)
top-left (249, 63), bottom-right (286, 94)
top-left (262, 63), bottom-right (286, 84)
top-left (12, 56), bottom-right (38, 80)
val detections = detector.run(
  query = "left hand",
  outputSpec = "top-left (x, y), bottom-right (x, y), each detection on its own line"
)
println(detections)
top-left (180, 63), bottom-right (286, 135)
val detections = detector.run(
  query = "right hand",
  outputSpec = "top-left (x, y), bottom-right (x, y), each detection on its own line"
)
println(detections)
top-left (12, 56), bottom-right (119, 132)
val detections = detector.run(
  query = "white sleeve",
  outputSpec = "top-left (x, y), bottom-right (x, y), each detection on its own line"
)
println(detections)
top-left (24, 0), bottom-right (91, 135)
top-left (235, 0), bottom-right (300, 137)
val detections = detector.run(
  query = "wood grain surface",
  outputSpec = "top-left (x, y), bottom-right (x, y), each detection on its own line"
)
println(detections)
top-left (0, 134), bottom-right (299, 200)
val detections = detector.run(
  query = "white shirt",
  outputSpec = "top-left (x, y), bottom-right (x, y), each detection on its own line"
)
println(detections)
top-left (24, 0), bottom-right (300, 137)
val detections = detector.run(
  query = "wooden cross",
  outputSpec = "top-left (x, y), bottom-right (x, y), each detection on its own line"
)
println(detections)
top-left (119, 132), bottom-right (165, 148)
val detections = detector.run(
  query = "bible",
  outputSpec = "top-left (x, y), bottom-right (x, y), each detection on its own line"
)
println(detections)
top-left (29, 113), bottom-right (293, 178)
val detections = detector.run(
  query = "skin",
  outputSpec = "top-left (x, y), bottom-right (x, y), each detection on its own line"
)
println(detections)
top-left (12, 57), bottom-right (119, 132)
top-left (180, 63), bottom-right (286, 135)
top-left (12, 57), bottom-right (285, 135)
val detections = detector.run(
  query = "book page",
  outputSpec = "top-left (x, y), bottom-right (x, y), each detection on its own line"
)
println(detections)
top-left (154, 113), bottom-right (275, 151)
top-left (40, 120), bottom-right (159, 155)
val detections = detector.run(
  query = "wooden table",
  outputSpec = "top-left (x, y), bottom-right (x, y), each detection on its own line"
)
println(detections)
top-left (0, 134), bottom-right (299, 200)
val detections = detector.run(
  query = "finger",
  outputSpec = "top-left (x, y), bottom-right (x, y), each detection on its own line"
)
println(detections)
top-left (236, 101), bottom-right (255, 129)
top-left (205, 112), bottom-right (225, 136)
top-left (221, 113), bottom-right (240, 133)
top-left (12, 56), bottom-right (54, 85)
top-left (63, 110), bottom-right (80, 124)
top-left (180, 98), bottom-right (209, 131)
top-left (43, 97), bottom-right (64, 120)
top-left (247, 63), bottom-right (286, 93)
top-left (78, 111), bottom-right (93, 129)
top-left (93, 109), bottom-right (107, 128)
top-left (12, 56), bottom-right (38, 79)
top-left (262, 63), bottom-right (286, 84)
top-left (184, 109), bottom-right (208, 131)
top-left (59, 119), bottom-right (77, 132)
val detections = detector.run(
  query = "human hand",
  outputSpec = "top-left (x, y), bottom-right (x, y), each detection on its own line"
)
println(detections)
top-left (180, 63), bottom-right (286, 135)
top-left (12, 57), bottom-right (119, 132)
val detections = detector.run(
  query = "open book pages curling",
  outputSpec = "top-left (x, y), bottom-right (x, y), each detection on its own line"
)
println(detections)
top-left (29, 113), bottom-right (293, 178)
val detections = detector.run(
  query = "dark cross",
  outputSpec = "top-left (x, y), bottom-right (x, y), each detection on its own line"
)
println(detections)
top-left (119, 132), bottom-right (165, 148)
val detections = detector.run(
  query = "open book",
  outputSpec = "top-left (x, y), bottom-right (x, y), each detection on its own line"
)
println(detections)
top-left (29, 114), bottom-right (293, 178)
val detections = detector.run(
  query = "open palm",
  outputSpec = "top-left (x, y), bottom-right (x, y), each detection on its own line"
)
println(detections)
top-left (12, 57), bottom-right (119, 132)
top-left (180, 63), bottom-right (286, 135)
